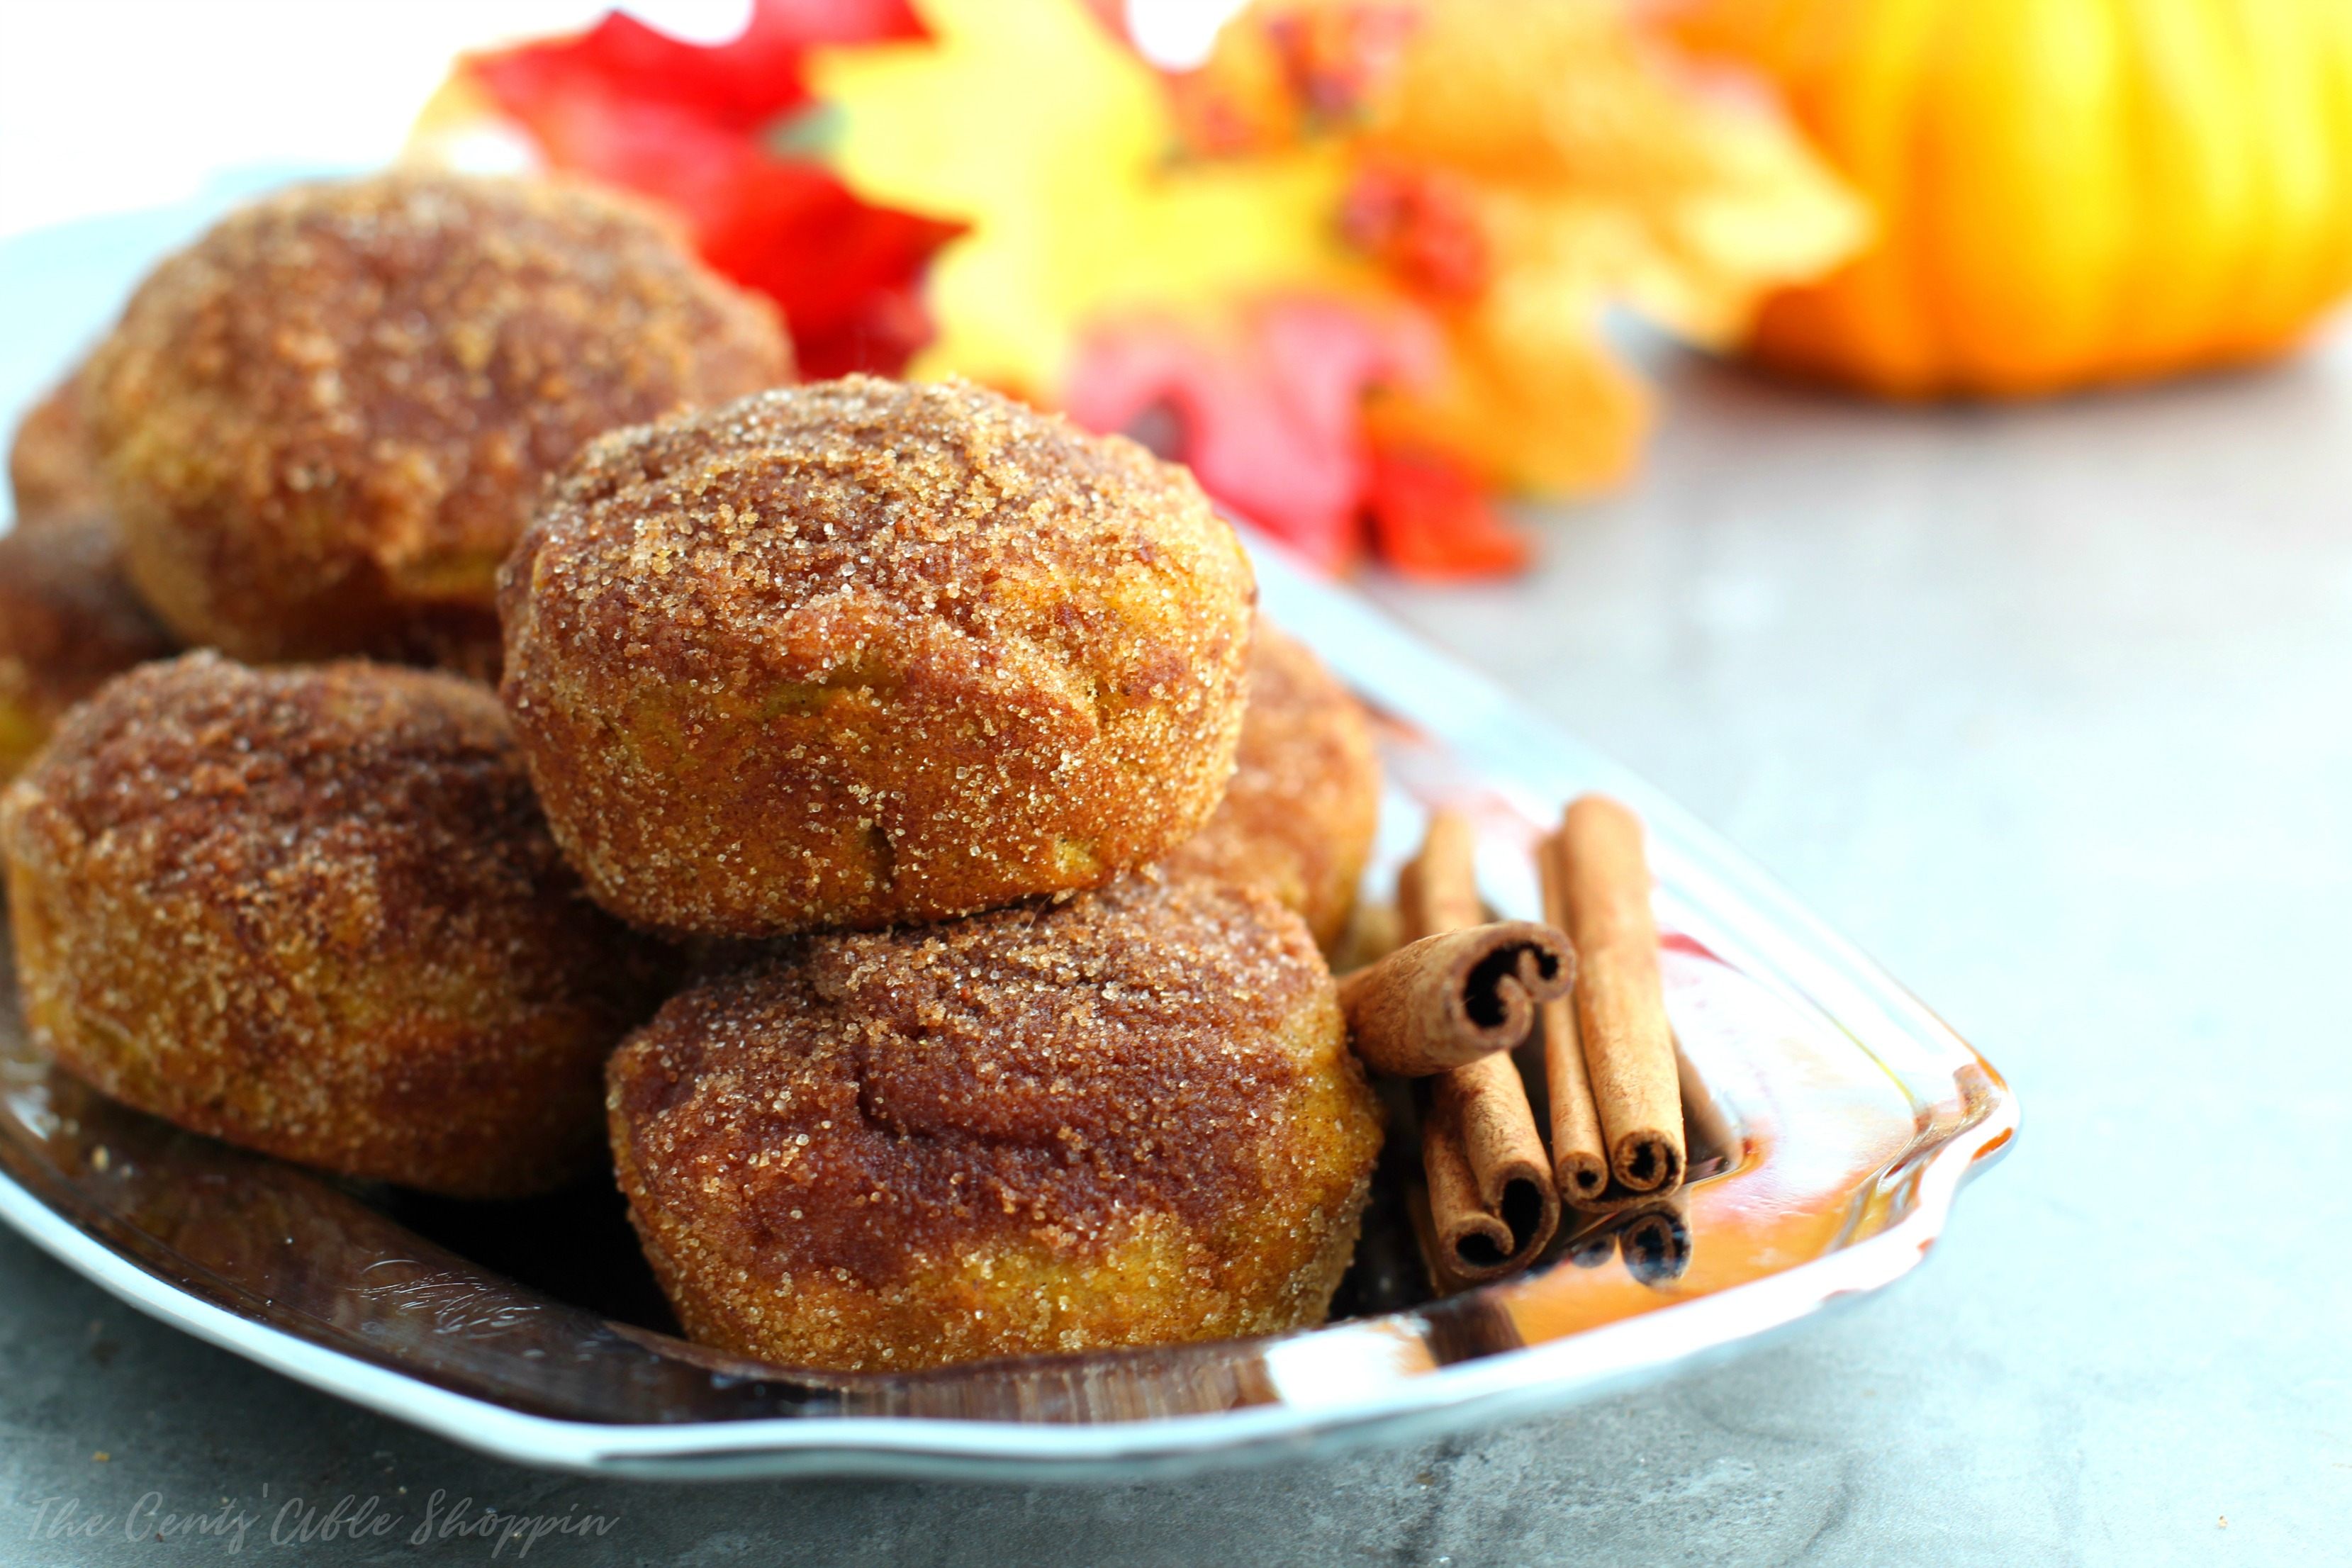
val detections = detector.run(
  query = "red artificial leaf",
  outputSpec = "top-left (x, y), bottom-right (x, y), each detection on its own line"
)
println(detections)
top-left (471, 0), bottom-right (922, 135)
top-left (1065, 298), bottom-right (1438, 570)
top-left (1364, 439), bottom-right (1529, 579)
top-left (465, 0), bottom-right (956, 376)
top-left (698, 163), bottom-right (964, 379)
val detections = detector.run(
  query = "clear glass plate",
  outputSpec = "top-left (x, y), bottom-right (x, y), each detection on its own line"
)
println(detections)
top-left (0, 542), bottom-right (2014, 1480)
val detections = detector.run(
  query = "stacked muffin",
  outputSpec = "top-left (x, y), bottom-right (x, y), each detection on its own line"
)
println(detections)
top-left (0, 172), bottom-right (1387, 1372)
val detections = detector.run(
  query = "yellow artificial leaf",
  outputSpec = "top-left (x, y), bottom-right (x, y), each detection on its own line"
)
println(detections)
top-left (810, 0), bottom-right (1357, 398)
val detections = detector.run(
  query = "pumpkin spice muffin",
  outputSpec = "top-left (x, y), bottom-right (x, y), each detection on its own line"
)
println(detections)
top-left (1163, 620), bottom-right (1380, 952)
top-left (83, 172), bottom-right (790, 675)
top-left (500, 376), bottom-right (1256, 936)
top-left (8, 372), bottom-right (108, 521)
top-left (4, 373), bottom-right (179, 780)
top-left (0, 653), bottom-right (674, 1197)
top-left (0, 512), bottom-right (177, 783)
top-left (607, 871), bottom-right (1383, 1371)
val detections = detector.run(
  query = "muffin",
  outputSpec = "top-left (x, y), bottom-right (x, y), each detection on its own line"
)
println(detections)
top-left (607, 871), bottom-right (1382, 1370)
top-left (9, 373), bottom-right (107, 521)
top-left (0, 513), bottom-right (177, 783)
top-left (0, 652), bottom-right (673, 1197)
top-left (83, 171), bottom-right (790, 674)
top-left (500, 376), bottom-right (1256, 936)
top-left (1163, 620), bottom-right (1380, 951)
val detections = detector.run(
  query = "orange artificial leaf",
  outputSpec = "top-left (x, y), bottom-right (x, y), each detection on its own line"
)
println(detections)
top-left (1170, 2), bottom-right (1421, 153)
top-left (1193, 0), bottom-right (1866, 493)
top-left (1363, 266), bottom-right (1654, 498)
top-left (1339, 160), bottom-right (1491, 300)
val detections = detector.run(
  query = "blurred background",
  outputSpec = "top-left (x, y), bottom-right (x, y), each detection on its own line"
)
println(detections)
top-left (0, 3), bottom-right (1261, 235)
top-left (0, 3), bottom-right (622, 238)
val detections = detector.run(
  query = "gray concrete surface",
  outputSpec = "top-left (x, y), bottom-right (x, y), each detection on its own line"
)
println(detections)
top-left (4, 205), bottom-right (2348, 1561)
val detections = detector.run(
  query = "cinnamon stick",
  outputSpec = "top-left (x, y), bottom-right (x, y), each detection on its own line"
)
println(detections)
top-left (1391, 810), bottom-right (1559, 1280)
top-left (1338, 920), bottom-right (1573, 1077)
top-left (1556, 795), bottom-right (1684, 1195)
top-left (1536, 833), bottom-right (1609, 1206)
top-left (1394, 808), bottom-right (1484, 937)
top-left (1422, 1053), bottom-right (1559, 1279)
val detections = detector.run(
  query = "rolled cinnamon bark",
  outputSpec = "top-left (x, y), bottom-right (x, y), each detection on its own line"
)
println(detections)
top-left (1394, 809), bottom-right (1484, 937)
top-left (1536, 834), bottom-right (1610, 1205)
top-left (1391, 810), bottom-right (1559, 1279)
top-left (1557, 795), bottom-right (1685, 1195)
top-left (1422, 1053), bottom-right (1559, 1279)
top-left (1338, 920), bottom-right (1574, 1077)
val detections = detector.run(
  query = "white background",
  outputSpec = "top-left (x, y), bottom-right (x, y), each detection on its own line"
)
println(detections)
top-left (0, 0), bottom-right (1245, 240)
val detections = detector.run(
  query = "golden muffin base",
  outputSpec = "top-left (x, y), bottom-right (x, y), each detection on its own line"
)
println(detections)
top-left (607, 872), bottom-right (1383, 1371)
top-left (1163, 620), bottom-right (1381, 952)
top-left (84, 172), bottom-right (790, 671)
top-left (501, 376), bottom-right (1256, 936)
top-left (0, 513), bottom-right (177, 783)
top-left (0, 652), bottom-right (673, 1197)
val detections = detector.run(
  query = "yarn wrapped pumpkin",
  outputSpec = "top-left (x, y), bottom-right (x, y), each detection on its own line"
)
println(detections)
top-left (1670, 0), bottom-right (2352, 396)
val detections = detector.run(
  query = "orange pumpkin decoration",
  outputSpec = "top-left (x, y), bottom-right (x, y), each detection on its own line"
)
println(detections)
top-left (1669, 0), bottom-right (2352, 396)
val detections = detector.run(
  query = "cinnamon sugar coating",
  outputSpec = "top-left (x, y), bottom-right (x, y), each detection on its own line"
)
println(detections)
top-left (500, 376), bottom-right (1255, 936)
top-left (0, 653), bottom-right (676, 1197)
top-left (84, 172), bottom-right (790, 674)
top-left (0, 513), bottom-right (178, 783)
top-left (1163, 620), bottom-right (1381, 952)
top-left (607, 872), bottom-right (1382, 1371)
top-left (9, 374), bottom-right (106, 521)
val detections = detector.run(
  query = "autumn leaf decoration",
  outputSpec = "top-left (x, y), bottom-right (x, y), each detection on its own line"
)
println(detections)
top-left (424, 0), bottom-right (962, 379)
top-left (418, 0), bottom-right (1862, 577)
